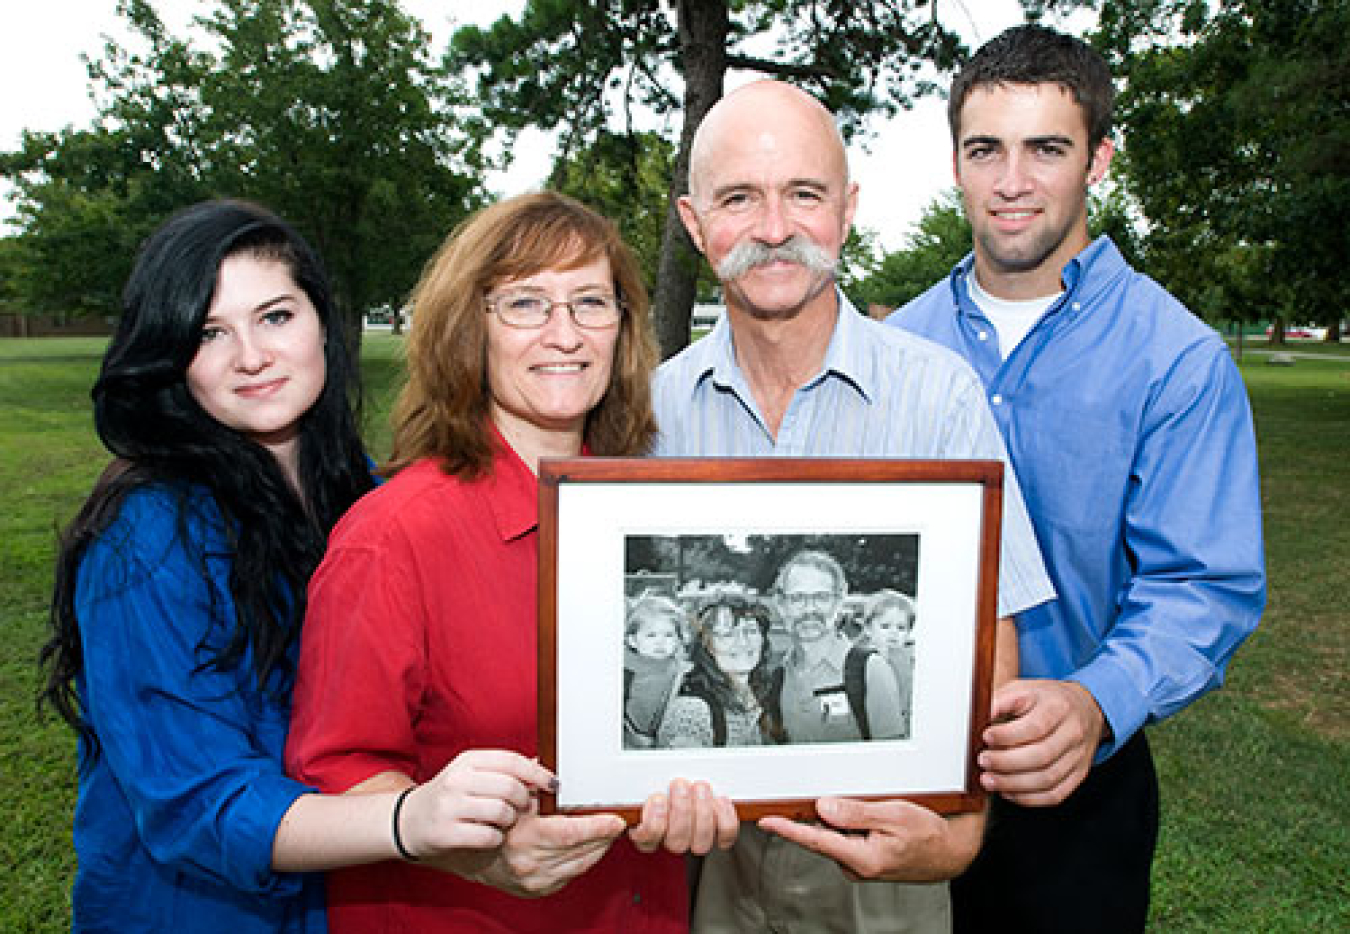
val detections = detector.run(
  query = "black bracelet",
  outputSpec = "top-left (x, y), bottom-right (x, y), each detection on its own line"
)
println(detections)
top-left (392, 786), bottom-right (419, 862)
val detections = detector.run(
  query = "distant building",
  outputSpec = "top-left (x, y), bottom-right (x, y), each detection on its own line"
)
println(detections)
top-left (691, 304), bottom-right (723, 331)
top-left (364, 304), bottom-right (411, 331)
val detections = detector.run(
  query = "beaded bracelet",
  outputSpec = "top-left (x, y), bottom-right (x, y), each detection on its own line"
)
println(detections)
top-left (392, 786), bottom-right (420, 862)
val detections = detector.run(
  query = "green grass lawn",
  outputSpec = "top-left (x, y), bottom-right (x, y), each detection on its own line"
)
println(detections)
top-left (2, 335), bottom-right (1347, 930)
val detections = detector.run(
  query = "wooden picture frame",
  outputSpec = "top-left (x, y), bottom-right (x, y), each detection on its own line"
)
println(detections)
top-left (538, 458), bottom-right (1002, 823)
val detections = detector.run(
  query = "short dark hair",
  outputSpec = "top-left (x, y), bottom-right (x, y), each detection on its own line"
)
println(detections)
top-left (948, 24), bottom-right (1115, 147)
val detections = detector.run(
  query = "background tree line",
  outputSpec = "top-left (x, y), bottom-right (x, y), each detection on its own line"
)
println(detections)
top-left (2, 0), bottom-right (1346, 351)
top-left (627, 533), bottom-right (919, 600)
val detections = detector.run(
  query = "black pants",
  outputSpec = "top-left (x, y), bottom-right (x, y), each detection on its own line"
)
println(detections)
top-left (952, 731), bottom-right (1160, 934)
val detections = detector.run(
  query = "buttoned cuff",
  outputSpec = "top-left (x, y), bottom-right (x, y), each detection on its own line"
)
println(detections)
top-left (1069, 658), bottom-right (1149, 764)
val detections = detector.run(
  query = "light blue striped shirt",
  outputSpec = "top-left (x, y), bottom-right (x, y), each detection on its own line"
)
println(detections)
top-left (652, 293), bottom-right (1054, 618)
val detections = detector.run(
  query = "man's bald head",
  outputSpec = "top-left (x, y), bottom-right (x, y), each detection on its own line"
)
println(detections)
top-left (676, 79), bottom-right (857, 323)
top-left (687, 80), bottom-right (850, 204)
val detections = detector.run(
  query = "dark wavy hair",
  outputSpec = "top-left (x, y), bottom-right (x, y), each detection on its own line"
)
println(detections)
top-left (684, 595), bottom-right (784, 742)
top-left (948, 24), bottom-right (1116, 148)
top-left (40, 199), bottom-right (374, 743)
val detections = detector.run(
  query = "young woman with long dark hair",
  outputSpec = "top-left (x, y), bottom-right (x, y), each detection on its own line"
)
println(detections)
top-left (41, 199), bottom-right (560, 933)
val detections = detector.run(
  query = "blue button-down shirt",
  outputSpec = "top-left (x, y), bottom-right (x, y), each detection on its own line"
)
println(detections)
top-left (73, 486), bottom-right (325, 933)
top-left (888, 236), bottom-right (1266, 758)
top-left (652, 293), bottom-right (1054, 620)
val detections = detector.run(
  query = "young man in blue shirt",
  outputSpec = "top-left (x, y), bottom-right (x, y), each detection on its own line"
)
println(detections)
top-left (888, 25), bottom-right (1266, 933)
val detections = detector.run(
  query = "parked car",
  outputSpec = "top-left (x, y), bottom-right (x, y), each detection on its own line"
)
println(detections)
top-left (1265, 324), bottom-right (1326, 340)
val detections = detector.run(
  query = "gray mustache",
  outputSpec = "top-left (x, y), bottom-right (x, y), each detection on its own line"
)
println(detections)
top-left (716, 235), bottom-right (837, 282)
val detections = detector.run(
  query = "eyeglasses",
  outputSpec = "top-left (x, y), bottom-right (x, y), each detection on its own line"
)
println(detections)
top-left (486, 289), bottom-right (624, 329)
top-left (782, 591), bottom-right (839, 611)
top-left (707, 620), bottom-right (763, 642)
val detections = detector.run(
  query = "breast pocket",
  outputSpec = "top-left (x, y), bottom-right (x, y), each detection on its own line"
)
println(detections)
top-left (1013, 405), bottom-right (1134, 536)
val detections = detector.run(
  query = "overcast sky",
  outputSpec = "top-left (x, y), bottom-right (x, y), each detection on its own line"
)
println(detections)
top-left (1, 0), bottom-right (1093, 249)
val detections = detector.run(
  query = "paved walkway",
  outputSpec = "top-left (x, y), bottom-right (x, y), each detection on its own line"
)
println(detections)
top-left (1228, 345), bottom-right (1350, 363)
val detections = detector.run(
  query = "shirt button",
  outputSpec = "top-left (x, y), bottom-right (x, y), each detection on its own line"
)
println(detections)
top-left (991, 394), bottom-right (1004, 406)
top-left (1072, 302), bottom-right (1082, 311)
top-left (977, 330), bottom-right (989, 341)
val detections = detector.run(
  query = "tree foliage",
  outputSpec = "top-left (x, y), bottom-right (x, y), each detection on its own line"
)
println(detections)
top-left (548, 129), bottom-right (716, 298)
top-left (1096, 0), bottom-right (1350, 336)
top-left (0, 122), bottom-right (163, 319)
top-left (627, 533), bottom-right (919, 599)
top-left (452, 1), bottom-right (1073, 357)
top-left (1, 0), bottom-right (484, 336)
top-left (853, 189), bottom-right (971, 312)
top-left (852, 183), bottom-right (1142, 314)
top-left (1087, 183), bottom-right (1146, 272)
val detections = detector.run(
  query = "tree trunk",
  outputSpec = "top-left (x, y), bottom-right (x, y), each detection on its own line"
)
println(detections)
top-left (652, 1), bottom-right (729, 361)
top-left (340, 299), bottom-right (364, 358)
top-left (1268, 314), bottom-right (1285, 346)
top-left (309, 223), bottom-right (365, 356)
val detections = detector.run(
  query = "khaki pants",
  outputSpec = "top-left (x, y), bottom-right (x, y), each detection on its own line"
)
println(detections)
top-left (692, 825), bottom-right (951, 934)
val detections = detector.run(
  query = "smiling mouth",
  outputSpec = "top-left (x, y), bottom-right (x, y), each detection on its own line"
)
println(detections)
top-left (991, 208), bottom-right (1039, 221)
top-left (532, 363), bottom-right (588, 374)
top-left (235, 378), bottom-right (286, 397)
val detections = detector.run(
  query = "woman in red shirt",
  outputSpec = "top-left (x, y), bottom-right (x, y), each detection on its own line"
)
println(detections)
top-left (286, 191), bottom-right (735, 932)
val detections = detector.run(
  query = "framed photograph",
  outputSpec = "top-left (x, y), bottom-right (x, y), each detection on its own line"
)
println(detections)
top-left (538, 458), bottom-right (1003, 822)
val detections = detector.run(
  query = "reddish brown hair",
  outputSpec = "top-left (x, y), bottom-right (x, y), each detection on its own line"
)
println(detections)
top-left (387, 191), bottom-right (658, 478)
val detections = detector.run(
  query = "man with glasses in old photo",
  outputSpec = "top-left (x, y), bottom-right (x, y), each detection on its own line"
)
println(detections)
top-left (772, 549), bottom-right (904, 743)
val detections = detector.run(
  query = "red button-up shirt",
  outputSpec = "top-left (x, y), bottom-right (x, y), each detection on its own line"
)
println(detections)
top-left (287, 442), bottom-right (686, 933)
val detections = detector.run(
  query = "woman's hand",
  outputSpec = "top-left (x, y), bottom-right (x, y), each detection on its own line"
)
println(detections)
top-left (466, 800), bottom-right (627, 897)
top-left (628, 778), bottom-right (739, 855)
top-left (397, 749), bottom-right (558, 877)
top-left (274, 750), bottom-right (558, 875)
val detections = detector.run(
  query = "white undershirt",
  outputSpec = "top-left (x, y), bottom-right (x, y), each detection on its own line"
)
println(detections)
top-left (967, 273), bottom-right (1060, 360)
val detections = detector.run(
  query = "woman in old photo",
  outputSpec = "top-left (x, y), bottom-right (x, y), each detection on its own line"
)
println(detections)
top-left (657, 594), bottom-right (782, 748)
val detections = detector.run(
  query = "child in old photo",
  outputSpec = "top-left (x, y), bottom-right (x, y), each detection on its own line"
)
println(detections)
top-left (623, 593), bottom-right (688, 748)
top-left (862, 589), bottom-right (917, 738)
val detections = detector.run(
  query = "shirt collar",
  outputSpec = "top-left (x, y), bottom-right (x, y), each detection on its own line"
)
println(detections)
top-left (817, 293), bottom-right (875, 402)
top-left (484, 422), bottom-right (540, 543)
top-left (948, 235), bottom-right (1126, 321)
top-left (696, 289), bottom-right (874, 403)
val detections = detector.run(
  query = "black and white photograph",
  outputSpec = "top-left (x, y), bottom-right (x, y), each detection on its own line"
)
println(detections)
top-left (621, 533), bottom-right (919, 752)
top-left (539, 457), bottom-right (1002, 820)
